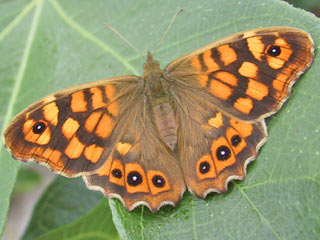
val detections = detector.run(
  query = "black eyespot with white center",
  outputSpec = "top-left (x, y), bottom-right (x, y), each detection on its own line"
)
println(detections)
top-left (152, 175), bottom-right (165, 188)
top-left (267, 45), bottom-right (281, 57)
top-left (127, 171), bottom-right (143, 186)
top-left (32, 121), bottom-right (47, 134)
top-left (216, 145), bottom-right (231, 161)
top-left (231, 135), bottom-right (242, 147)
top-left (199, 161), bottom-right (210, 174)
top-left (111, 169), bottom-right (122, 179)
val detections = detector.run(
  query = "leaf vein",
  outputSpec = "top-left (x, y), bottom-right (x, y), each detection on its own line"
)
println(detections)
top-left (49, 0), bottom-right (138, 75)
top-left (235, 182), bottom-right (282, 240)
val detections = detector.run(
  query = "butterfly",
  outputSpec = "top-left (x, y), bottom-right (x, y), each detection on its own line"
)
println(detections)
top-left (4, 27), bottom-right (314, 212)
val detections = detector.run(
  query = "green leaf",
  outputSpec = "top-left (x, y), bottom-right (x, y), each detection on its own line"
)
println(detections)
top-left (22, 177), bottom-right (117, 240)
top-left (0, 0), bottom-right (319, 239)
top-left (0, 0), bottom-right (38, 235)
top-left (287, 0), bottom-right (320, 11)
top-left (35, 199), bottom-right (119, 240)
top-left (14, 167), bottom-right (42, 194)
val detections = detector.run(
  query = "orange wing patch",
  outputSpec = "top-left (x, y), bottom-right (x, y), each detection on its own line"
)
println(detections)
top-left (32, 147), bottom-right (64, 171)
top-left (96, 156), bottom-right (113, 177)
top-left (95, 113), bottom-right (114, 139)
top-left (64, 136), bottom-right (85, 159)
top-left (84, 144), bottom-right (104, 163)
top-left (109, 159), bottom-right (125, 187)
top-left (125, 163), bottom-right (149, 194)
top-left (71, 91), bottom-right (87, 112)
top-left (213, 71), bottom-right (238, 87)
top-left (225, 127), bottom-right (246, 155)
top-left (197, 75), bottom-right (209, 87)
top-left (107, 101), bottom-right (119, 117)
top-left (42, 102), bottom-right (59, 126)
top-left (44, 149), bottom-right (63, 169)
top-left (196, 154), bottom-right (217, 180)
top-left (191, 55), bottom-right (202, 70)
top-left (147, 170), bottom-right (171, 195)
top-left (266, 38), bottom-right (293, 69)
top-left (217, 44), bottom-right (237, 65)
top-left (85, 112), bottom-right (103, 133)
top-left (203, 50), bottom-right (220, 72)
top-left (208, 112), bottom-right (223, 128)
top-left (23, 120), bottom-right (51, 145)
top-left (273, 73), bottom-right (287, 91)
top-left (116, 142), bottom-right (133, 155)
top-left (272, 67), bottom-right (294, 102)
top-left (238, 62), bottom-right (258, 79)
top-left (210, 136), bottom-right (236, 173)
top-left (105, 85), bottom-right (115, 99)
top-left (209, 80), bottom-right (233, 100)
top-left (233, 97), bottom-right (253, 114)
top-left (104, 85), bottom-right (119, 117)
top-left (191, 50), bottom-right (221, 73)
top-left (229, 119), bottom-right (253, 138)
top-left (90, 87), bottom-right (106, 110)
top-left (62, 117), bottom-right (80, 139)
top-left (246, 36), bottom-right (264, 61)
top-left (246, 79), bottom-right (269, 101)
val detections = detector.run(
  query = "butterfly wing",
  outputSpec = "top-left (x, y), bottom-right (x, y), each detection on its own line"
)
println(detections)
top-left (166, 27), bottom-right (314, 121)
top-left (165, 27), bottom-right (314, 196)
top-left (5, 75), bottom-right (186, 211)
top-left (4, 76), bottom-right (140, 176)
top-left (176, 97), bottom-right (267, 196)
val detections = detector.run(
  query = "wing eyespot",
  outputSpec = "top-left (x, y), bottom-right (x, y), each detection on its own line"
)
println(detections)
top-left (216, 145), bottom-right (231, 161)
top-left (32, 121), bottom-right (47, 134)
top-left (127, 171), bottom-right (143, 186)
top-left (267, 45), bottom-right (281, 57)
top-left (151, 175), bottom-right (166, 188)
top-left (199, 161), bottom-right (211, 174)
top-left (231, 135), bottom-right (242, 147)
top-left (111, 169), bottom-right (122, 179)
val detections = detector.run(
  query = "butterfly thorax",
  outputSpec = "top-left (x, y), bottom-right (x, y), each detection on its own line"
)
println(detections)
top-left (143, 52), bottom-right (178, 151)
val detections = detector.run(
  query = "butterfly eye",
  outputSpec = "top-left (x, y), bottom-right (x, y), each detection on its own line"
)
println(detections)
top-left (152, 175), bottom-right (166, 188)
top-left (267, 45), bottom-right (281, 57)
top-left (231, 135), bottom-right (242, 147)
top-left (216, 145), bottom-right (231, 161)
top-left (199, 161), bottom-right (210, 174)
top-left (127, 171), bottom-right (143, 186)
top-left (32, 121), bottom-right (47, 134)
top-left (111, 169), bottom-right (122, 179)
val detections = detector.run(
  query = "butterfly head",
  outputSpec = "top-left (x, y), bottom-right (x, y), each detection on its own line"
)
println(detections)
top-left (143, 51), bottom-right (162, 80)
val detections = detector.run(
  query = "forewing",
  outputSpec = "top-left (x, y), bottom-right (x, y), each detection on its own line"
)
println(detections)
top-left (166, 27), bottom-right (314, 121)
top-left (4, 76), bottom-right (139, 176)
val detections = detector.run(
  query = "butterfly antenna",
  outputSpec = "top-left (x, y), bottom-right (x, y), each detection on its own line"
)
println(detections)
top-left (105, 23), bottom-right (144, 57)
top-left (153, 8), bottom-right (183, 56)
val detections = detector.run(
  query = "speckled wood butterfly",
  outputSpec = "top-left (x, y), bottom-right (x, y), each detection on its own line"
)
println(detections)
top-left (4, 26), bottom-right (314, 212)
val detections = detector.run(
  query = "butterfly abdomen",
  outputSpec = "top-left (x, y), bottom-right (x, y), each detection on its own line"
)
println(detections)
top-left (153, 102), bottom-right (177, 151)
